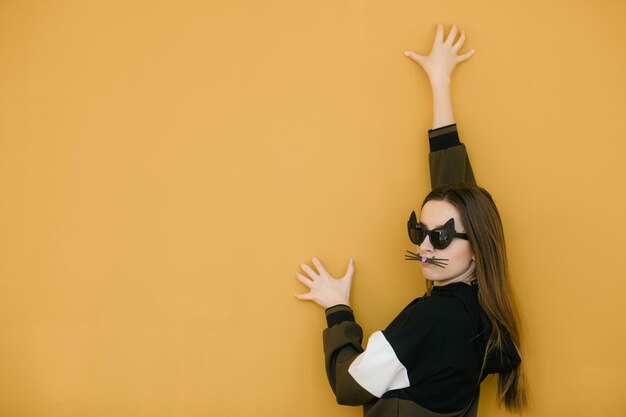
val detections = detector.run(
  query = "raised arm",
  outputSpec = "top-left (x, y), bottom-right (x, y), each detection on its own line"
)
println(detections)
top-left (404, 24), bottom-right (476, 188)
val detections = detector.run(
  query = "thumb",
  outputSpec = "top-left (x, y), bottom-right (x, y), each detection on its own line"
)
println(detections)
top-left (404, 50), bottom-right (424, 64)
top-left (457, 49), bottom-right (475, 63)
top-left (343, 258), bottom-right (355, 280)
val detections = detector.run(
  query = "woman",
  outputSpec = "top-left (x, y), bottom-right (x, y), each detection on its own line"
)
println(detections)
top-left (295, 24), bottom-right (527, 416)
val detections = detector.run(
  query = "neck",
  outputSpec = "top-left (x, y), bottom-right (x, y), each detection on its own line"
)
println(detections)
top-left (432, 260), bottom-right (476, 287)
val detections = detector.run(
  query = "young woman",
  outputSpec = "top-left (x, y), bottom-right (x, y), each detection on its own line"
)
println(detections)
top-left (295, 24), bottom-right (527, 417)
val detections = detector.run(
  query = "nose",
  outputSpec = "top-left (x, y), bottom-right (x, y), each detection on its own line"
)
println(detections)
top-left (418, 234), bottom-right (435, 253)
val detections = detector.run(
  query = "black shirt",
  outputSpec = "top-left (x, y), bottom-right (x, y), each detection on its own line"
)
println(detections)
top-left (381, 282), bottom-right (484, 412)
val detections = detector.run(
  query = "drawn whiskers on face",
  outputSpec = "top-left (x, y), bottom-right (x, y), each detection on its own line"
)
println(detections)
top-left (404, 250), bottom-right (449, 268)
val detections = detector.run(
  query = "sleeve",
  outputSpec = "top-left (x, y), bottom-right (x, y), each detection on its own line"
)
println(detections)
top-left (428, 124), bottom-right (476, 188)
top-left (324, 300), bottom-right (444, 400)
top-left (322, 305), bottom-right (378, 406)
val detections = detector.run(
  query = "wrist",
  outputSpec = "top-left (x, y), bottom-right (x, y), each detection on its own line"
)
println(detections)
top-left (431, 82), bottom-right (451, 96)
top-left (430, 75), bottom-right (451, 91)
top-left (325, 304), bottom-right (355, 327)
top-left (324, 298), bottom-right (350, 309)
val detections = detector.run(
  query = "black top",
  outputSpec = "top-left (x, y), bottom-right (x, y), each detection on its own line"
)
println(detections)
top-left (382, 282), bottom-right (510, 412)
top-left (320, 124), bottom-right (521, 417)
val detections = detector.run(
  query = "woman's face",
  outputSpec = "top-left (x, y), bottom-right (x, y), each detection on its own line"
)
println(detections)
top-left (418, 200), bottom-right (474, 285)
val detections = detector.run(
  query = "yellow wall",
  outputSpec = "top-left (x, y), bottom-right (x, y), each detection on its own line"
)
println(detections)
top-left (1, 0), bottom-right (625, 416)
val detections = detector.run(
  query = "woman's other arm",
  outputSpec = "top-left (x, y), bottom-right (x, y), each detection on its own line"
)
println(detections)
top-left (404, 24), bottom-right (476, 187)
top-left (295, 258), bottom-right (377, 405)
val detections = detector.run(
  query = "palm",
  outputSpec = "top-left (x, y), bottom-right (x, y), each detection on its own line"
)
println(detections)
top-left (295, 257), bottom-right (354, 309)
top-left (404, 24), bottom-right (475, 81)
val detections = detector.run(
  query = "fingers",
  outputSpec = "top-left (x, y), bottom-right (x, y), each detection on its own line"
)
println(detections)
top-left (406, 25), bottom-right (471, 64)
top-left (300, 262), bottom-right (318, 279)
top-left (434, 22), bottom-right (444, 44)
top-left (445, 25), bottom-right (458, 45)
top-left (457, 49), bottom-right (475, 63)
top-left (295, 272), bottom-right (314, 288)
top-left (311, 257), bottom-right (329, 276)
top-left (453, 30), bottom-right (465, 51)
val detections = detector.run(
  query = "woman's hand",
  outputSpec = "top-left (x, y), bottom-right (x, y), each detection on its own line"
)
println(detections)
top-left (295, 257), bottom-right (354, 308)
top-left (404, 23), bottom-right (475, 85)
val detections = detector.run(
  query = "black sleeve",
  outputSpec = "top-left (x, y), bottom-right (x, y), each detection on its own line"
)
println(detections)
top-left (322, 305), bottom-right (377, 406)
top-left (428, 124), bottom-right (476, 188)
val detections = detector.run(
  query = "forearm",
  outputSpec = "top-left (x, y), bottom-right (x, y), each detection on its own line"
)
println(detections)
top-left (428, 127), bottom-right (476, 188)
top-left (427, 79), bottom-right (476, 187)
top-left (431, 78), bottom-right (455, 130)
top-left (324, 306), bottom-right (377, 406)
top-left (404, 24), bottom-right (473, 129)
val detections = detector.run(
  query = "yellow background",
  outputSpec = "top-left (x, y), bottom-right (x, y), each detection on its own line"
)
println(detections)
top-left (1, 0), bottom-right (625, 416)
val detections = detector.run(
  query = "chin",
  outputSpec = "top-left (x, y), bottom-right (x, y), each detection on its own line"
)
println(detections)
top-left (423, 271), bottom-right (442, 281)
top-left (424, 270), bottom-right (454, 282)
top-left (428, 277), bottom-right (446, 283)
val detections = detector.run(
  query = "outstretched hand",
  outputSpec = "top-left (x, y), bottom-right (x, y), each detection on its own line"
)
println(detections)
top-left (295, 257), bottom-right (354, 309)
top-left (404, 23), bottom-right (475, 84)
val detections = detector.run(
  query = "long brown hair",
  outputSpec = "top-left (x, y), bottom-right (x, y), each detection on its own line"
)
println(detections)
top-left (423, 183), bottom-right (528, 412)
